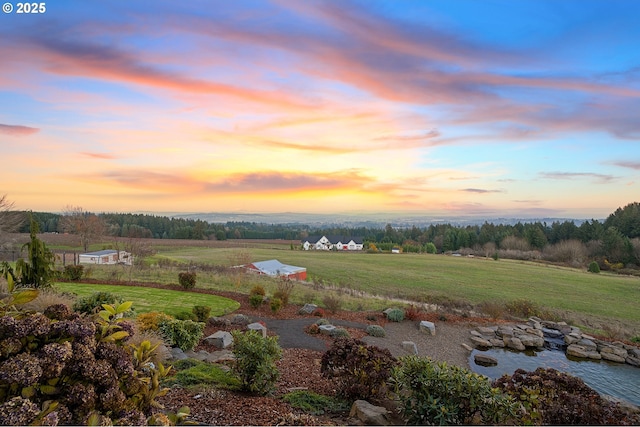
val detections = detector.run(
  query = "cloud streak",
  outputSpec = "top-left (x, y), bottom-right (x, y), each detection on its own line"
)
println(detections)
top-left (0, 123), bottom-right (39, 136)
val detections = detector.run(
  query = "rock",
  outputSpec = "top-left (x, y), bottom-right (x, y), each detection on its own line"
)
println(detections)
top-left (489, 338), bottom-right (506, 347)
top-left (566, 344), bottom-right (588, 358)
top-left (461, 343), bottom-right (474, 352)
top-left (474, 353), bottom-right (498, 366)
top-left (519, 333), bottom-right (545, 348)
top-left (419, 320), bottom-right (435, 335)
top-left (231, 314), bottom-right (251, 325)
top-left (600, 345), bottom-right (628, 359)
top-left (601, 352), bottom-right (626, 363)
top-left (628, 348), bottom-right (640, 359)
top-left (169, 347), bottom-right (188, 360)
top-left (587, 351), bottom-right (602, 360)
top-left (476, 326), bottom-right (496, 335)
top-left (525, 328), bottom-right (544, 338)
top-left (247, 322), bottom-right (267, 337)
top-left (564, 333), bottom-right (581, 345)
top-left (470, 336), bottom-right (492, 348)
top-left (402, 341), bottom-right (418, 354)
top-left (299, 303), bottom-right (317, 315)
top-left (319, 324), bottom-right (336, 335)
top-left (349, 400), bottom-right (391, 425)
top-left (185, 350), bottom-right (210, 361)
top-left (207, 317), bottom-right (231, 327)
top-left (626, 355), bottom-right (640, 367)
top-left (504, 337), bottom-right (525, 351)
top-left (577, 338), bottom-right (597, 351)
top-left (470, 330), bottom-right (484, 338)
top-left (205, 350), bottom-right (235, 363)
top-left (496, 326), bottom-right (514, 338)
top-left (204, 331), bottom-right (233, 349)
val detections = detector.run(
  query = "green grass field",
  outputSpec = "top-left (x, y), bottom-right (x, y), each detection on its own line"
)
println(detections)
top-left (54, 282), bottom-right (240, 317)
top-left (148, 245), bottom-right (640, 324)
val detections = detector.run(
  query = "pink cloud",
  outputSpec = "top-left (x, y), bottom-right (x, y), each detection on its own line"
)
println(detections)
top-left (0, 123), bottom-right (39, 136)
top-left (79, 152), bottom-right (119, 160)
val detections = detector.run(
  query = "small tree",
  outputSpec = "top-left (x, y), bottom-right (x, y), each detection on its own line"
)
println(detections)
top-left (59, 205), bottom-right (106, 252)
top-left (3, 217), bottom-right (56, 288)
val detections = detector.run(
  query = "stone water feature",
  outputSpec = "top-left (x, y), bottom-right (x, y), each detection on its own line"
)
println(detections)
top-left (469, 317), bottom-right (640, 407)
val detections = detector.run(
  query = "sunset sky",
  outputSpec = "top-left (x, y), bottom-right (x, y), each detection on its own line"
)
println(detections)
top-left (1, 0), bottom-right (639, 219)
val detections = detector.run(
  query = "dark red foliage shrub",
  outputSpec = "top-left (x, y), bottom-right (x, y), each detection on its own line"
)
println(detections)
top-left (321, 338), bottom-right (398, 400)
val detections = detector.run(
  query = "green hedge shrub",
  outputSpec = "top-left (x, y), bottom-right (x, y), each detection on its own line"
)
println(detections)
top-left (159, 319), bottom-right (204, 351)
top-left (386, 308), bottom-right (405, 322)
top-left (192, 305), bottom-right (211, 322)
top-left (62, 265), bottom-right (84, 281)
top-left (588, 261), bottom-right (601, 273)
top-left (178, 271), bottom-right (196, 289)
top-left (249, 293), bottom-right (263, 308)
top-left (231, 330), bottom-right (282, 395)
top-left (366, 325), bottom-right (386, 337)
top-left (391, 356), bottom-right (517, 425)
top-left (72, 291), bottom-right (124, 314)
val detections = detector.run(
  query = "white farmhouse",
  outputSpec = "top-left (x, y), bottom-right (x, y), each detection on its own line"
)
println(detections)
top-left (301, 235), bottom-right (364, 251)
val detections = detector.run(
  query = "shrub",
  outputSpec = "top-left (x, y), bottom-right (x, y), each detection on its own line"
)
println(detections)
top-left (249, 285), bottom-right (266, 297)
top-left (231, 330), bottom-right (282, 395)
top-left (192, 305), bottom-right (211, 322)
top-left (386, 308), bottom-right (405, 322)
top-left (321, 338), bottom-right (398, 400)
top-left (478, 301), bottom-right (505, 320)
top-left (72, 291), bottom-right (124, 314)
top-left (366, 325), bottom-right (386, 337)
top-left (322, 294), bottom-right (342, 314)
top-left (631, 336), bottom-right (640, 344)
top-left (159, 319), bottom-right (205, 351)
top-left (505, 298), bottom-right (541, 319)
top-left (275, 276), bottom-right (294, 305)
top-left (282, 390), bottom-right (350, 415)
top-left (312, 307), bottom-right (325, 317)
top-left (392, 356), bottom-right (518, 425)
top-left (0, 304), bottom-right (173, 425)
top-left (249, 293), bottom-right (264, 309)
top-left (175, 311), bottom-right (198, 321)
top-left (270, 297), bottom-right (283, 314)
top-left (178, 271), bottom-right (197, 289)
top-left (127, 329), bottom-right (172, 366)
top-left (62, 264), bottom-right (84, 281)
top-left (494, 367), bottom-right (640, 425)
top-left (588, 261), bottom-right (601, 273)
top-left (136, 311), bottom-right (174, 332)
top-left (307, 323), bottom-right (320, 335)
top-left (315, 318), bottom-right (330, 326)
top-left (330, 327), bottom-right (350, 338)
top-left (404, 305), bottom-right (421, 321)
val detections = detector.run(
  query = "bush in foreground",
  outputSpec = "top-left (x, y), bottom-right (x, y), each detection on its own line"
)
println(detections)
top-left (231, 330), bottom-right (282, 395)
top-left (494, 367), bottom-right (640, 425)
top-left (391, 355), bottom-right (518, 425)
top-left (321, 338), bottom-right (397, 400)
top-left (178, 271), bottom-right (196, 290)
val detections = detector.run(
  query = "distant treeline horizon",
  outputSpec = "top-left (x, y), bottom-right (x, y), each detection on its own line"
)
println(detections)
top-left (16, 202), bottom-right (640, 265)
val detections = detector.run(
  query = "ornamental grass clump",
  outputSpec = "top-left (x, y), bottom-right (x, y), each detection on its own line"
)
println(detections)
top-left (385, 308), bottom-right (405, 322)
top-left (366, 324), bottom-right (386, 337)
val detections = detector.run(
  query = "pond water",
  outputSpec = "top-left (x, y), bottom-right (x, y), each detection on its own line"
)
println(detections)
top-left (469, 347), bottom-right (640, 406)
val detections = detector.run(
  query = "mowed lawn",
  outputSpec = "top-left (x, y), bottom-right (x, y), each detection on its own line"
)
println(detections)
top-left (55, 282), bottom-right (240, 317)
top-left (153, 245), bottom-right (640, 323)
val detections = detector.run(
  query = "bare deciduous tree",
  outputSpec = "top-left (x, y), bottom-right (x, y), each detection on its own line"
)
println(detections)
top-left (0, 194), bottom-right (26, 235)
top-left (60, 205), bottom-right (106, 252)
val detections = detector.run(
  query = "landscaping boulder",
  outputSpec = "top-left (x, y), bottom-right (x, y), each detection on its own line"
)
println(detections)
top-left (504, 337), bottom-right (526, 351)
top-left (470, 336), bottom-right (492, 348)
top-left (169, 347), bottom-right (189, 360)
top-left (474, 353), bottom-right (498, 366)
top-left (518, 333), bottom-right (544, 348)
top-left (247, 322), bottom-right (267, 337)
top-left (402, 341), bottom-right (418, 355)
top-left (319, 324), bottom-right (336, 335)
top-left (299, 303), bottom-right (317, 315)
top-left (419, 320), bottom-right (435, 335)
top-left (204, 331), bottom-right (233, 349)
top-left (349, 400), bottom-right (391, 425)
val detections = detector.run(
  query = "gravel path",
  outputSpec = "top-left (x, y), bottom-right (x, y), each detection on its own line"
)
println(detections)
top-left (257, 316), bottom-right (475, 368)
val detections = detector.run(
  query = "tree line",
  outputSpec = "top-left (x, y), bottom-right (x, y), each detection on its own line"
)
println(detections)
top-left (11, 202), bottom-right (640, 268)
